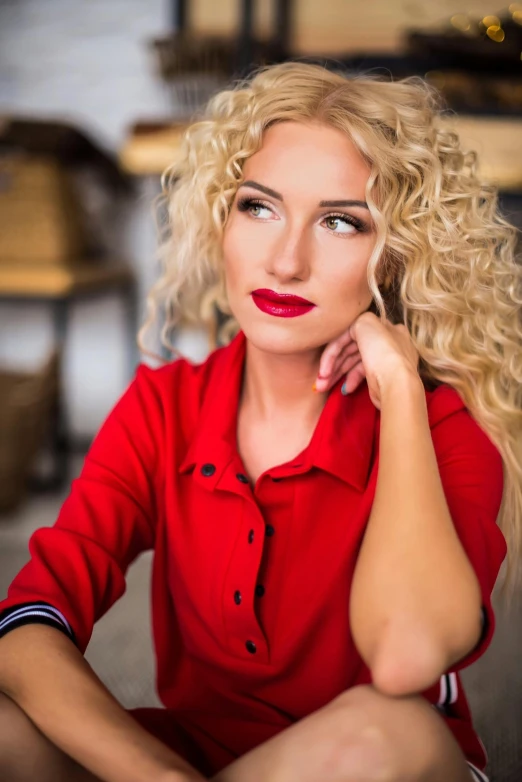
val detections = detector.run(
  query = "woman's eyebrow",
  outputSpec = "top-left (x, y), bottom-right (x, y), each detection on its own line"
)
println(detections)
top-left (319, 199), bottom-right (369, 209)
top-left (239, 181), bottom-right (369, 210)
top-left (240, 180), bottom-right (283, 200)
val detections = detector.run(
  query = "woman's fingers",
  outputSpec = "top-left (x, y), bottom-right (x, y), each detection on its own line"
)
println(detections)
top-left (342, 360), bottom-right (365, 394)
top-left (317, 332), bottom-right (356, 381)
top-left (319, 350), bottom-right (360, 392)
top-left (316, 349), bottom-right (362, 393)
top-left (316, 343), bottom-right (358, 391)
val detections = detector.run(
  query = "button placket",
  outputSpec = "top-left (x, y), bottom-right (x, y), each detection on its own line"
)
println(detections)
top-left (221, 501), bottom-right (269, 662)
top-left (214, 460), bottom-right (255, 500)
top-left (192, 456), bottom-right (227, 491)
top-left (187, 439), bottom-right (237, 492)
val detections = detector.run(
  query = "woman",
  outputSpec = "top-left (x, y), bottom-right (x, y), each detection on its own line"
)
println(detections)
top-left (0, 62), bottom-right (521, 782)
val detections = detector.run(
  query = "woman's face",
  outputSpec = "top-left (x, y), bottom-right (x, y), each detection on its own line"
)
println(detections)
top-left (222, 120), bottom-right (377, 355)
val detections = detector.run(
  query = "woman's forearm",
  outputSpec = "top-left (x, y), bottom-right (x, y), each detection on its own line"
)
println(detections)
top-left (349, 371), bottom-right (482, 696)
top-left (0, 624), bottom-right (204, 782)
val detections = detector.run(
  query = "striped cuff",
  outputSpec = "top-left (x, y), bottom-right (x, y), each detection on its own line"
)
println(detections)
top-left (468, 762), bottom-right (489, 781)
top-left (437, 671), bottom-right (459, 709)
top-left (0, 602), bottom-right (76, 644)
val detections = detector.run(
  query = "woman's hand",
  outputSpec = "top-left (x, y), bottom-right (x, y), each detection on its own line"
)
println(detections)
top-left (314, 312), bottom-right (420, 410)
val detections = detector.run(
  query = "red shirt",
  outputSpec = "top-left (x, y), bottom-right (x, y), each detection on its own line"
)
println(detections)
top-left (0, 330), bottom-right (505, 778)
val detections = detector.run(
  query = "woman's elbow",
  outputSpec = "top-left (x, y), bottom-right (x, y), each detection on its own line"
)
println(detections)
top-left (370, 643), bottom-right (446, 696)
top-left (367, 615), bottom-right (483, 697)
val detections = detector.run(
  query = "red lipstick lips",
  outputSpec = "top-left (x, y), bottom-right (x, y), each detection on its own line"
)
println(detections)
top-left (251, 289), bottom-right (316, 318)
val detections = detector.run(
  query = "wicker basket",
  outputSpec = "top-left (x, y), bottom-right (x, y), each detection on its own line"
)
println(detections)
top-left (0, 351), bottom-right (60, 511)
top-left (0, 152), bottom-right (86, 265)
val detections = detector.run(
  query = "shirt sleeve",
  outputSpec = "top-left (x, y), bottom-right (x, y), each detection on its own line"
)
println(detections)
top-left (0, 364), bottom-right (164, 654)
top-left (428, 388), bottom-right (506, 671)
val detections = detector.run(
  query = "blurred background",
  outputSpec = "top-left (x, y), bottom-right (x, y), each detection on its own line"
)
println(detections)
top-left (0, 1), bottom-right (521, 780)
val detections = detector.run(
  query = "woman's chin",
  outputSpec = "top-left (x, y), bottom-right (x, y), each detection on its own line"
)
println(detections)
top-left (238, 318), bottom-right (326, 355)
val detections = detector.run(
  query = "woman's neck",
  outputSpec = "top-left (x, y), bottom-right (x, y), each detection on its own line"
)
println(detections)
top-left (240, 339), bottom-right (328, 425)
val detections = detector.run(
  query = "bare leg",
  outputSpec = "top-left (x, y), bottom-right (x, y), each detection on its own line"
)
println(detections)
top-left (0, 685), bottom-right (475, 782)
top-left (211, 685), bottom-right (474, 782)
top-left (0, 692), bottom-right (101, 782)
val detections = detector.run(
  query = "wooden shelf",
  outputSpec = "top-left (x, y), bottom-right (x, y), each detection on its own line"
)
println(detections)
top-left (120, 125), bottom-right (187, 178)
top-left (0, 263), bottom-right (134, 299)
top-left (119, 115), bottom-right (522, 192)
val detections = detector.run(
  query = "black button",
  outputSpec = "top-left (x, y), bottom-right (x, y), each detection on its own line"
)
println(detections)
top-left (271, 476), bottom-right (282, 482)
top-left (234, 590), bottom-right (242, 605)
top-left (201, 463), bottom-right (216, 477)
top-left (245, 640), bottom-right (257, 654)
top-left (236, 473), bottom-right (249, 484)
top-left (265, 525), bottom-right (275, 537)
top-left (255, 585), bottom-right (265, 597)
top-left (248, 529), bottom-right (254, 544)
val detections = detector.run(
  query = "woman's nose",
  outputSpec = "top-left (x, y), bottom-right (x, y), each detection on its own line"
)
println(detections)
top-left (266, 226), bottom-right (311, 283)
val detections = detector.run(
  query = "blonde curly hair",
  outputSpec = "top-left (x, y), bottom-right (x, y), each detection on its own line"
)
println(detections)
top-left (139, 61), bottom-right (522, 592)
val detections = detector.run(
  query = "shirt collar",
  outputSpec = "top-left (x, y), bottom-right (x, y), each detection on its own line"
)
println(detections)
top-left (306, 374), bottom-right (379, 491)
top-left (179, 330), bottom-right (246, 485)
top-left (179, 330), bottom-right (379, 492)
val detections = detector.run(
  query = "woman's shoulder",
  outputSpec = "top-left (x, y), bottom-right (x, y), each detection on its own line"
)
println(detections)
top-left (131, 344), bottom-right (228, 409)
top-left (423, 382), bottom-right (502, 472)
top-left (423, 382), bottom-right (467, 428)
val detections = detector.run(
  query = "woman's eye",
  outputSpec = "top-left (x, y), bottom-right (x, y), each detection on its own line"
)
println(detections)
top-left (237, 198), bottom-right (273, 219)
top-left (248, 203), bottom-right (272, 219)
top-left (323, 216), bottom-right (358, 234)
top-left (249, 204), bottom-right (270, 217)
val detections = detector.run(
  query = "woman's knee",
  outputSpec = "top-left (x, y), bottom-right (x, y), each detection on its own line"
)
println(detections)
top-left (324, 685), bottom-right (470, 782)
top-left (322, 686), bottom-right (401, 781)
top-left (0, 691), bottom-right (37, 778)
top-left (264, 687), bottom-right (396, 782)
top-left (0, 691), bottom-right (97, 782)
